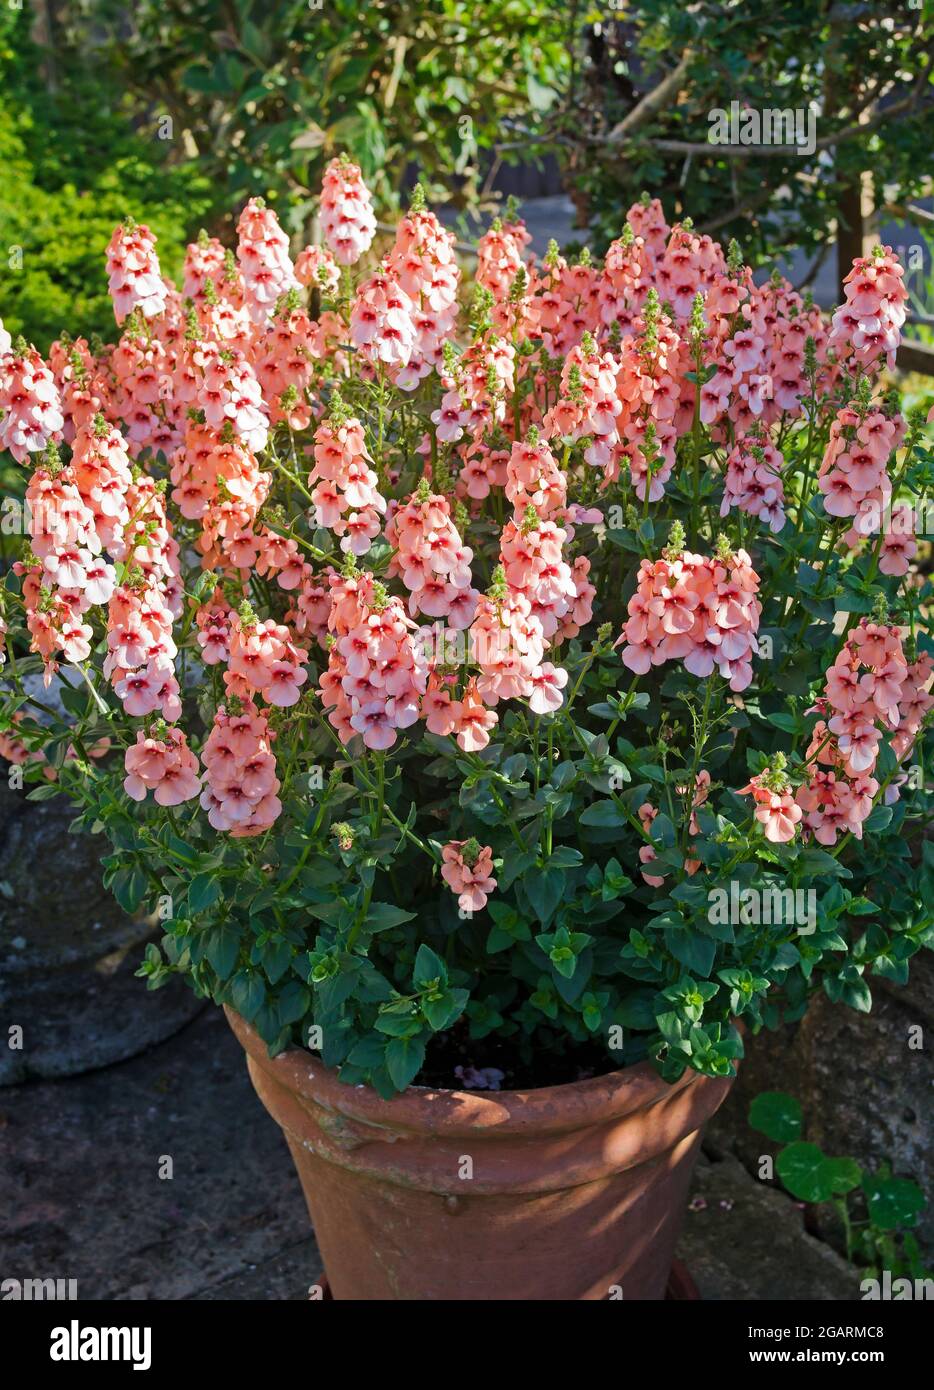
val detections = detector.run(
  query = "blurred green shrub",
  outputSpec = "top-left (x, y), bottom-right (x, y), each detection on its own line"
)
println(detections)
top-left (0, 11), bottom-right (213, 350)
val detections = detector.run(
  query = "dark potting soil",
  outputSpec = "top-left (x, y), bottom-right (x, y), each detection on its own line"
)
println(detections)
top-left (415, 1022), bottom-right (641, 1092)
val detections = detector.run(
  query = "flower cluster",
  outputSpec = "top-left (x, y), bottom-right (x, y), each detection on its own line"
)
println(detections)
top-left (200, 702), bottom-right (282, 836)
top-left (105, 580), bottom-right (181, 721)
top-left (309, 406), bottom-right (386, 555)
top-left (740, 762), bottom-right (803, 844)
top-left (794, 619), bottom-right (913, 845)
top-left (106, 220), bottom-right (167, 324)
top-left (386, 482), bottom-right (477, 626)
top-left (819, 402), bottom-right (904, 527)
top-left (226, 608), bottom-right (309, 707)
top-left (321, 576), bottom-right (426, 750)
top-left (721, 432), bottom-right (786, 533)
top-left (320, 156), bottom-right (377, 266)
top-left (236, 198), bottom-right (299, 324)
top-left (617, 539), bottom-right (761, 692)
top-left (387, 192), bottom-right (460, 387)
top-left (124, 725), bottom-right (201, 806)
top-left (0, 341), bottom-right (65, 463)
top-left (829, 246), bottom-right (909, 372)
top-left (350, 265), bottom-right (416, 371)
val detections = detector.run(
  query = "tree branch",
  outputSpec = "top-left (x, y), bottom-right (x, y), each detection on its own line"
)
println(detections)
top-left (595, 86), bottom-right (928, 158)
top-left (606, 50), bottom-right (695, 143)
top-left (885, 202), bottom-right (934, 228)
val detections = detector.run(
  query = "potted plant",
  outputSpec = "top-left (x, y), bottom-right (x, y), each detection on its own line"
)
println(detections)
top-left (1, 165), bottom-right (931, 1300)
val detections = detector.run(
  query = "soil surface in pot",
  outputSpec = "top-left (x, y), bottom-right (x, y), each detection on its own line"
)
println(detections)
top-left (415, 1019), bottom-right (645, 1089)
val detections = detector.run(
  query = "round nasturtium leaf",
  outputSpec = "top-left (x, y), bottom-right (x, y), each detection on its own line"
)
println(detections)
top-left (775, 1142), bottom-right (837, 1203)
top-left (823, 1156), bottom-right (862, 1196)
top-left (749, 1090), bottom-right (804, 1144)
top-left (862, 1174), bottom-right (926, 1231)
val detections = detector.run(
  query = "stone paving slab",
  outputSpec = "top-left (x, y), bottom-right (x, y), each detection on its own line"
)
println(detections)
top-left (1, 1008), bottom-right (321, 1301)
top-left (0, 1004), bottom-right (858, 1301)
top-left (679, 1153), bottom-right (856, 1301)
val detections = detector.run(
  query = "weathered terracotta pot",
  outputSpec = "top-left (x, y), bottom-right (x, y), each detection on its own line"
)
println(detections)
top-left (227, 1008), bottom-right (733, 1300)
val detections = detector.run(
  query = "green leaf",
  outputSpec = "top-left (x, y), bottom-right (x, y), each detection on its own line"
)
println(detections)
top-left (413, 944), bottom-right (446, 989)
top-left (486, 923), bottom-right (524, 953)
top-left (188, 871), bottom-right (221, 914)
top-left (25, 782), bottom-right (63, 801)
top-left (766, 712), bottom-right (801, 733)
top-left (112, 865), bottom-right (148, 914)
top-left (548, 845), bottom-right (583, 869)
top-left (277, 980), bottom-right (311, 1026)
top-left (230, 970), bottom-right (264, 1023)
top-left (385, 1035), bottom-right (426, 1091)
top-left (667, 927), bottom-right (716, 979)
top-left (375, 1010), bottom-right (420, 1037)
top-left (824, 972), bottom-right (873, 1012)
top-left (823, 1157), bottom-right (861, 1196)
top-left (346, 1036), bottom-right (387, 1070)
top-left (366, 902), bottom-right (418, 932)
top-left (798, 847), bottom-right (851, 880)
top-left (863, 805), bottom-right (893, 833)
top-left (862, 1174), bottom-right (926, 1231)
top-left (775, 1142), bottom-right (836, 1203)
top-left (422, 987), bottom-right (468, 1032)
top-left (497, 849), bottom-right (537, 890)
top-left (261, 938), bottom-right (294, 985)
top-left (615, 990), bottom-right (657, 1029)
top-left (749, 1091), bottom-right (803, 1144)
top-left (305, 900), bottom-right (351, 928)
top-left (523, 867), bottom-right (565, 926)
top-left (205, 924), bottom-right (241, 980)
top-left (579, 801), bottom-right (626, 828)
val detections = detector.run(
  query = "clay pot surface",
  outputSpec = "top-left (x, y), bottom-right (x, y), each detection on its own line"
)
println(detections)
top-left (228, 1008), bottom-right (733, 1300)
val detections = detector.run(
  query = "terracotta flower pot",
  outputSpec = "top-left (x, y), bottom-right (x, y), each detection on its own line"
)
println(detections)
top-left (227, 1008), bottom-right (734, 1300)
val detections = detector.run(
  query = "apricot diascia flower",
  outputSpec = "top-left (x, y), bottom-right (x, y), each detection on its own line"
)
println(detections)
top-left (0, 161), bottom-right (929, 882)
top-left (200, 701), bottom-right (281, 836)
top-left (617, 546), bottom-right (761, 693)
top-left (739, 771), bottom-right (803, 844)
top-left (441, 840), bottom-right (498, 913)
top-left (124, 725), bottom-right (201, 806)
top-left (320, 156), bottom-right (377, 266)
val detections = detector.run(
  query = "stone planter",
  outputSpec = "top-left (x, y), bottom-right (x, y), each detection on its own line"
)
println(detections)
top-left (0, 784), bottom-right (202, 1084)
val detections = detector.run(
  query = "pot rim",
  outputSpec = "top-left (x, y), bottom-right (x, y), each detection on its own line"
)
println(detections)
top-left (227, 1007), bottom-right (726, 1139)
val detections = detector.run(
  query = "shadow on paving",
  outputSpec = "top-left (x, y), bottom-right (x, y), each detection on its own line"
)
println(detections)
top-left (1, 1008), bottom-right (321, 1301)
top-left (0, 1005), bottom-right (856, 1300)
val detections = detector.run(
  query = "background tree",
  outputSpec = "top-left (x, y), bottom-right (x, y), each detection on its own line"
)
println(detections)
top-left (549, 0), bottom-right (933, 290)
top-left (60, 0), bottom-right (571, 235)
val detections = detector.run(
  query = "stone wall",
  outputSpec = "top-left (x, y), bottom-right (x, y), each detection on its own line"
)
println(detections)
top-left (708, 955), bottom-right (934, 1250)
